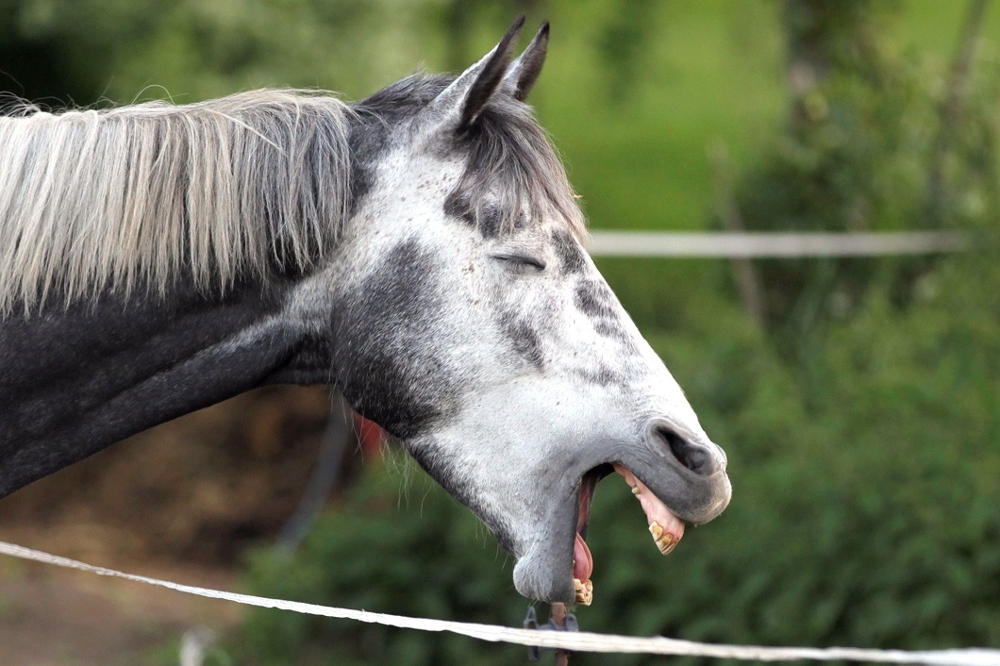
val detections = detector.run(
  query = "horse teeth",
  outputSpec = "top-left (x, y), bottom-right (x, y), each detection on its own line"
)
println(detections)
top-left (656, 533), bottom-right (677, 555)
top-left (648, 522), bottom-right (677, 555)
top-left (573, 577), bottom-right (594, 606)
top-left (631, 485), bottom-right (641, 495)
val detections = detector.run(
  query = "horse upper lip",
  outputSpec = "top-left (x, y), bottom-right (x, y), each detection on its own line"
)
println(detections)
top-left (636, 462), bottom-right (732, 525)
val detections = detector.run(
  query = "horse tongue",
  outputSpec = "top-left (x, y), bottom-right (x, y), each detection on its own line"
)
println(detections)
top-left (573, 532), bottom-right (593, 580)
top-left (613, 464), bottom-right (685, 555)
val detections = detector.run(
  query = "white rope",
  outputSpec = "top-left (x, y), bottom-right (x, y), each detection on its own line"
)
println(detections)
top-left (587, 231), bottom-right (971, 258)
top-left (1, 541), bottom-right (997, 664)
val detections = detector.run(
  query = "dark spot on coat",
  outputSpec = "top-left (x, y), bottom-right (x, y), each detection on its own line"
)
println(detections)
top-left (331, 239), bottom-right (448, 439)
top-left (478, 202), bottom-right (503, 237)
top-left (443, 193), bottom-right (503, 237)
top-left (574, 280), bottom-right (616, 320)
top-left (594, 318), bottom-right (629, 342)
top-left (502, 318), bottom-right (545, 369)
top-left (444, 192), bottom-right (476, 227)
top-left (577, 365), bottom-right (622, 386)
top-left (553, 230), bottom-right (586, 274)
top-left (576, 279), bottom-right (635, 346)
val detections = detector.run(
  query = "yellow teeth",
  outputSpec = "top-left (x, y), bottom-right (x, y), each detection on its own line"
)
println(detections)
top-left (649, 522), bottom-right (677, 556)
top-left (631, 485), bottom-right (641, 495)
top-left (573, 577), bottom-right (594, 606)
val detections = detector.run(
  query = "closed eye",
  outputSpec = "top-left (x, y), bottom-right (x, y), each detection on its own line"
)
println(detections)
top-left (492, 253), bottom-right (547, 272)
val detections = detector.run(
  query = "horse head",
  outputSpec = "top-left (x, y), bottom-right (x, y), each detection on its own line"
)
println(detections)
top-left (297, 18), bottom-right (732, 604)
top-left (0, 17), bottom-right (730, 607)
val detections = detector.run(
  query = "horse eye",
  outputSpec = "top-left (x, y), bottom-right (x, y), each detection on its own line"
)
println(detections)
top-left (492, 253), bottom-right (546, 272)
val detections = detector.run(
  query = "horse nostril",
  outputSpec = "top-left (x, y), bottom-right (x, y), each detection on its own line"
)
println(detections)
top-left (656, 427), bottom-right (717, 475)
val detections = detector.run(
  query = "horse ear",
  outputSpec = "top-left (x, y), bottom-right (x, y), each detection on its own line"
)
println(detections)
top-left (503, 22), bottom-right (549, 101)
top-left (425, 15), bottom-right (525, 130)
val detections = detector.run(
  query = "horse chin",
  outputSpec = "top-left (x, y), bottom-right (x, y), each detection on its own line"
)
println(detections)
top-left (510, 464), bottom-right (611, 604)
top-left (511, 489), bottom-right (579, 604)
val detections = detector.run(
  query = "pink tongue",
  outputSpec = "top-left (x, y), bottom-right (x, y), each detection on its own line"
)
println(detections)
top-left (573, 532), bottom-right (594, 580)
top-left (613, 464), bottom-right (686, 542)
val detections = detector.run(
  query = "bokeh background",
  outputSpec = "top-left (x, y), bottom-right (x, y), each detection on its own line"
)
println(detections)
top-left (1, 1), bottom-right (999, 664)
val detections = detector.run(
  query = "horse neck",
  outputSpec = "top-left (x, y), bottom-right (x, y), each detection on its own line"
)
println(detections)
top-left (0, 279), bottom-right (318, 498)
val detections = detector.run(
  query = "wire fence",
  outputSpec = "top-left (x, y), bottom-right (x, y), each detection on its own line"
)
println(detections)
top-left (2, 540), bottom-right (998, 665)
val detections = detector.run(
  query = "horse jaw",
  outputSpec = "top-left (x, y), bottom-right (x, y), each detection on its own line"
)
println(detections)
top-left (400, 353), bottom-right (731, 604)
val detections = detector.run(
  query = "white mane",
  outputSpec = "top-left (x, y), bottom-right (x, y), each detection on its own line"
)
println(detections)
top-left (0, 90), bottom-right (352, 314)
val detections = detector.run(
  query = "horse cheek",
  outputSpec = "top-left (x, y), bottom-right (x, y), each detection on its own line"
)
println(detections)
top-left (331, 240), bottom-right (454, 439)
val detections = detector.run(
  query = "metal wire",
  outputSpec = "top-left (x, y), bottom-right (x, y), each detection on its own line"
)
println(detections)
top-left (1, 541), bottom-right (997, 664)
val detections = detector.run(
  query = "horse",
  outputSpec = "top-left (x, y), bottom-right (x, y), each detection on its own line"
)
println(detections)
top-left (0, 18), bottom-right (730, 605)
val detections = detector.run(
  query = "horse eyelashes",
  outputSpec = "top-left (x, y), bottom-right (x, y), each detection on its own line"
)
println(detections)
top-left (492, 253), bottom-right (546, 272)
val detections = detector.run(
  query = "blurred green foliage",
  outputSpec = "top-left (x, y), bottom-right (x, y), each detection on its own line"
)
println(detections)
top-left (731, 1), bottom-right (1000, 362)
top-left (239, 464), bottom-right (530, 665)
top-left (0, 0), bottom-right (435, 102)
top-left (3, 0), bottom-right (1000, 663)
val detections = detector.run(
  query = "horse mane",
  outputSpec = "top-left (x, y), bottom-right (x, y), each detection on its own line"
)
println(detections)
top-left (0, 90), bottom-right (352, 314)
top-left (0, 78), bottom-right (584, 315)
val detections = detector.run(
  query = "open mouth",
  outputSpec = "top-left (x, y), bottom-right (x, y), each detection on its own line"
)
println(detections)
top-left (572, 463), bottom-right (687, 606)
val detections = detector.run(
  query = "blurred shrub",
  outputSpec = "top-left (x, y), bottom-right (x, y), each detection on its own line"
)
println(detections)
top-left (231, 250), bottom-right (1000, 665)
top-left (237, 461), bottom-right (528, 665)
top-left (0, 0), bottom-right (432, 103)
top-left (731, 1), bottom-right (1000, 359)
top-left (637, 251), bottom-right (1000, 660)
